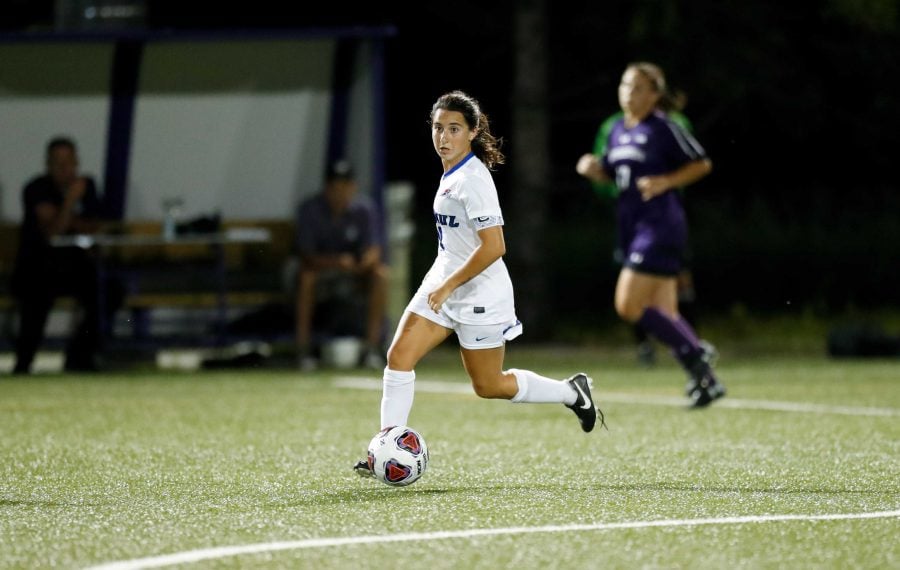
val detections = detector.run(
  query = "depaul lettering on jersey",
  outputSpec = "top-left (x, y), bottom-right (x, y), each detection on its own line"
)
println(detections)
top-left (433, 212), bottom-right (460, 227)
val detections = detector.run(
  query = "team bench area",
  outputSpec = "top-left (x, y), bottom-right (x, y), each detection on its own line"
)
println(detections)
top-left (0, 219), bottom-right (297, 350)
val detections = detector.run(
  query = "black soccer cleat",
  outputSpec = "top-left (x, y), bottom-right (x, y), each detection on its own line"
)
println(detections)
top-left (698, 340), bottom-right (719, 368)
top-left (685, 358), bottom-right (726, 408)
top-left (687, 379), bottom-right (726, 408)
top-left (353, 458), bottom-right (375, 479)
top-left (565, 373), bottom-right (606, 433)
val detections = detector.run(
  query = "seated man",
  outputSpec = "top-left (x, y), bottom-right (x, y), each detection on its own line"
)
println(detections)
top-left (11, 136), bottom-right (104, 373)
top-left (295, 160), bottom-right (388, 370)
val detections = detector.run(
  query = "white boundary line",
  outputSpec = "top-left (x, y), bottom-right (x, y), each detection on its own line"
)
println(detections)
top-left (333, 377), bottom-right (900, 417)
top-left (87, 510), bottom-right (900, 570)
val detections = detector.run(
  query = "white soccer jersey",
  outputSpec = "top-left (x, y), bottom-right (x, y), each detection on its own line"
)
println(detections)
top-left (415, 153), bottom-right (516, 325)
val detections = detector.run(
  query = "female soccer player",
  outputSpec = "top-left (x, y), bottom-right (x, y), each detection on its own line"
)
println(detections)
top-left (355, 91), bottom-right (603, 476)
top-left (576, 62), bottom-right (725, 407)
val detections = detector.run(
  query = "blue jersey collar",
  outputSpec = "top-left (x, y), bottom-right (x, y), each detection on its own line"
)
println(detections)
top-left (442, 152), bottom-right (476, 179)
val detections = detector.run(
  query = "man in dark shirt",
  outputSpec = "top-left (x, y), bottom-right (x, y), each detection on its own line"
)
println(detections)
top-left (295, 160), bottom-right (388, 370)
top-left (11, 137), bottom-right (104, 373)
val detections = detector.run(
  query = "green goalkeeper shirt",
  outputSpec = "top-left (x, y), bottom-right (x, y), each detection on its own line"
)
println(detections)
top-left (590, 110), bottom-right (693, 199)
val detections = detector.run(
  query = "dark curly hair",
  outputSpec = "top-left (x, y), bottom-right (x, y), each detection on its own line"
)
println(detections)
top-left (430, 90), bottom-right (505, 170)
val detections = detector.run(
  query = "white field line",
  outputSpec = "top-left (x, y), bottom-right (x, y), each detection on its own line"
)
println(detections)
top-left (333, 377), bottom-right (900, 417)
top-left (86, 509), bottom-right (900, 570)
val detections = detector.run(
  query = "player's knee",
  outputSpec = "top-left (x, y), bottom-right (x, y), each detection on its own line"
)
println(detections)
top-left (360, 263), bottom-right (389, 284)
top-left (297, 268), bottom-right (317, 290)
top-left (386, 344), bottom-right (414, 371)
top-left (471, 381), bottom-right (497, 399)
top-left (372, 263), bottom-right (390, 283)
top-left (469, 373), bottom-right (508, 399)
top-left (615, 298), bottom-right (642, 323)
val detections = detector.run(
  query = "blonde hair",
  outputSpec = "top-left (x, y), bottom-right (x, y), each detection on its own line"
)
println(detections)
top-left (625, 61), bottom-right (684, 112)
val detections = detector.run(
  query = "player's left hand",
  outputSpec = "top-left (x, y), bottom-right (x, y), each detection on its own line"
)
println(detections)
top-left (636, 175), bottom-right (671, 201)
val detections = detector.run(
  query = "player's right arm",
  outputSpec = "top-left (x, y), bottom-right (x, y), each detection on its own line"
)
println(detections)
top-left (576, 153), bottom-right (611, 184)
top-left (426, 225), bottom-right (505, 312)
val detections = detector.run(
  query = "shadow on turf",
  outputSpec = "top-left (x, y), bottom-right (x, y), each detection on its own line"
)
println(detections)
top-left (282, 488), bottom-right (453, 505)
top-left (293, 481), bottom-right (889, 505)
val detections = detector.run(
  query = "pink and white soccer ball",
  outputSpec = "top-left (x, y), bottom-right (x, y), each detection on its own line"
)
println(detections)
top-left (367, 425), bottom-right (429, 486)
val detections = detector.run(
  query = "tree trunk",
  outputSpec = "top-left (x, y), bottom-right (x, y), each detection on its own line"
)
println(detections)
top-left (509, 0), bottom-right (550, 336)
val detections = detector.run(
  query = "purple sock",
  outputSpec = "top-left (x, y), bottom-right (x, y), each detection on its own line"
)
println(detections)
top-left (637, 307), bottom-right (702, 364)
top-left (673, 315), bottom-right (700, 343)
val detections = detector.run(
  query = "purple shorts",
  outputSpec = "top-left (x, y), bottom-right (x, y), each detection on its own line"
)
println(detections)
top-left (616, 192), bottom-right (688, 277)
top-left (622, 231), bottom-right (684, 277)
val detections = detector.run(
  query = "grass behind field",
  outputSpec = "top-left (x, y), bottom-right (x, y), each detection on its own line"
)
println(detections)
top-left (1, 348), bottom-right (898, 569)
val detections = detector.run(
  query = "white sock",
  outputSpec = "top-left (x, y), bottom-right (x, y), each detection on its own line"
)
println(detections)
top-left (507, 368), bottom-right (577, 405)
top-left (380, 367), bottom-right (416, 429)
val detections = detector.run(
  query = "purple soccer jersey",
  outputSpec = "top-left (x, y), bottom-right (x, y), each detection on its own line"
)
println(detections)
top-left (602, 110), bottom-right (707, 276)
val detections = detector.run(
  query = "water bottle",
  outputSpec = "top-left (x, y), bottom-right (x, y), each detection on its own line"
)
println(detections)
top-left (161, 197), bottom-right (183, 241)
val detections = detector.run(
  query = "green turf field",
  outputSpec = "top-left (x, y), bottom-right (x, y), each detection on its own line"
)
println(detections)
top-left (1, 346), bottom-right (898, 569)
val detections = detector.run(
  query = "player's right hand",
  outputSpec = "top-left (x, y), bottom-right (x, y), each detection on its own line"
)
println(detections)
top-left (576, 153), bottom-right (602, 181)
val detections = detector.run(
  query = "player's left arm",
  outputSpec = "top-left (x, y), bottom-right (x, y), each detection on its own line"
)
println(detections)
top-left (638, 119), bottom-right (712, 201)
top-left (427, 225), bottom-right (505, 312)
top-left (636, 158), bottom-right (712, 201)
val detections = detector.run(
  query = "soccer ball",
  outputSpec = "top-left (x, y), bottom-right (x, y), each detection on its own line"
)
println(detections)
top-left (367, 425), bottom-right (429, 487)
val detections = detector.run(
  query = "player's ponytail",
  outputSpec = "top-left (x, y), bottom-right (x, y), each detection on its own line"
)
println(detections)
top-left (626, 61), bottom-right (684, 113)
top-left (431, 90), bottom-right (505, 170)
